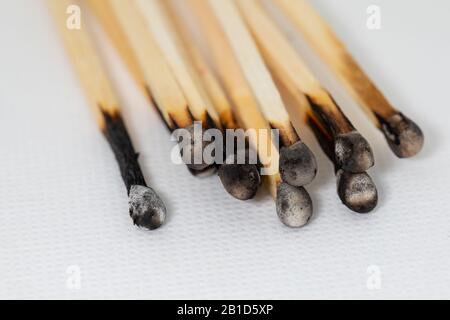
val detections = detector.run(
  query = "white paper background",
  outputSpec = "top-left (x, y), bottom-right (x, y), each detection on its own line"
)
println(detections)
top-left (0, 0), bottom-right (449, 299)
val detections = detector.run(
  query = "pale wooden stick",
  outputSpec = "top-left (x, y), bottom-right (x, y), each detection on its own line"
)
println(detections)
top-left (101, 0), bottom-right (193, 130)
top-left (274, 0), bottom-right (391, 121)
top-left (48, 0), bottom-right (118, 127)
top-left (237, 0), bottom-right (354, 134)
top-left (87, 0), bottom-right (145, 89)
top-left (271, 0), bottom-right (424, 158)
top-left (135, 0), bottom-right (221, 129)
top-left (206, 0), bottom-right (300, 147)
top-left (163, 0), bottom-right (238, 130)
top-left (183, 40), bottom-right (238, 130)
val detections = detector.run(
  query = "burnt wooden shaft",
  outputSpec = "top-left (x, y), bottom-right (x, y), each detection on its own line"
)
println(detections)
top-left (101, 110), bottom-right (146, 193)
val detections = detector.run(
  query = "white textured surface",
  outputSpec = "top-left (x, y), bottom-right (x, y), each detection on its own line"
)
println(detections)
top-left (0, 0), bottom-right (449, 299)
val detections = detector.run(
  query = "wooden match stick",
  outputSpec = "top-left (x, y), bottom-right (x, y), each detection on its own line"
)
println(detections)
top-left (275, 76), bottom-right (378, 213)
top-left (237, 0), bottom-right (374, 174)
top-left (92, 0), bottom-right (191, 130)
top-left (270, 0), bottom-right (424, 158)
top-left (135, 0), bottom-right (222, 130)
top-left (47, 0), bottom-right (166, 229)
top-left (162, 0), bottom-right (238, 131)
top-left (207, 0), bottom-right (317, 188)
top-left (185, 0), bottom-right (313, 227)
top-left (163, 0), bottom-right (262, 200)
top-left (92, 0), bottom-right (217, 172)
top-left (86, 0), bottom-right (144, 89)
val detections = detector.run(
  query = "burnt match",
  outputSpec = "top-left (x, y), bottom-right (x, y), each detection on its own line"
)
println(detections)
top-left (164, 0), bottom-right (262, 200)
top-left (185, 0), bottom-right (313, 226)
top-left (271, 0), bottom-right (424, 158)
top-left (276, 183), bottom-right (313, 227)
top-left (207, 0), bottom-right (317, 187)
top-left (238, 0), bottom-right (374, 174)
top-left (48, 0), bottom-right (166, 229)
top-left (89, 0), bottom-right (261, 200)
top-left (307, 115), bottom-right (378, 213)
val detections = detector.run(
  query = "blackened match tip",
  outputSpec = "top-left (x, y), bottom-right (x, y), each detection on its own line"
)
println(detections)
top-left (279, 141), bottom-right (317, 187)
top-left (129, 185), bottom-right (167, 230)
top-left (335, 132), bottom-right (374, 173)
top-left (336, 170), bottom-right (378, 213)
top-left (381, 113), bottom-right (424, 158)
top-left (276, 183), bottom-right (313, 228)
top-left (188, 165), bottom-right (218, 177)
top-left (181, 124), bottom-right (212, 171)
top-left (218, 163), bottom-right (261, 200)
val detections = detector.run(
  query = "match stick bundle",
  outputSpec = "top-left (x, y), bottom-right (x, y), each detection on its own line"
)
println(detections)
top-left (237, 0), bottom-right (374, 174)
top-left (89, 0), bottom-right (262, 200)
top-left (47, 0), bottom-right (424, 230)
top-left (275, 74), bottom-right (378, 213)
top-left (182, 0), bottom-right (315, 227)
top-left (269, 0), bottom-right (424, 158)
top-left (207, 0), bottom-right (318, 189)
top-left (236, 0), bottom-right (378, 212)
top-left (161, 0), bottom-right (263, 201)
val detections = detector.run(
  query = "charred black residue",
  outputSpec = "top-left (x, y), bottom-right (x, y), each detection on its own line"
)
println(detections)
top-left (374, 111), bottom-right (424, 158)
top-left (307, 114), bottom-right (377, 213)
top-left (374, 111), bottom-right (401, 145)
top-left (268, 122), bottom-right (287, 148)
top-left (145, 86), bottom-right (196, 130)
top-left (279, 141), bottom-right (317, 187)
top-left (276, 183), bottom-right (313, 228)
top-left (188, 165), bottom-right (218, 177)
top-left (336, 170), bottom-right (378, 213)
top-left (334, 131), bottom-right (374, 173)
top-left (307, 115), bottom-right (336, 167)
top-left (101, 109), bottom-right (146, 194)
top-left (306, 93), bottom-right (353, 136)
top-left (218, 163), bottom-right (260, 200)
top-left (204, 111), bottom-right (218, 130)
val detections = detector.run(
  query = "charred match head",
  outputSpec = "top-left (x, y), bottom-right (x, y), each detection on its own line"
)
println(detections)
top-left (276, 182), bottom-right (313, 228)
top-left (336, 169), bottom-right (378, 213)
top-left (180, 124), bottom-right (214, 171)
top-left (335, 131), bottom-right (374, 173)
top-left (129, 185), bottom-right (167, 230)
top-left (218, 149), bottom-right (261, 200)
top-left (218, 163), bottom-right (261, 200)
top-left (188, 165), bottom-right (218, 177)
top-left (379, 112), bottom-right (424, 158)
top-left (279, 141), bottom-right (317, 187)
